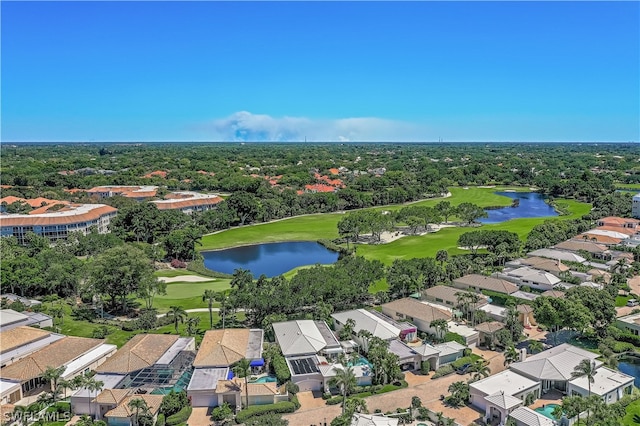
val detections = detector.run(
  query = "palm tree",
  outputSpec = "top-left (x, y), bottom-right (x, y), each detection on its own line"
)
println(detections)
top-left (127, 398), bottom-right (149, 426)
top-left (202, 289), bottom-right (216, 329)
top-left (436, 250), bottom-right (449, 266)
top-left (13, 405), bottom-right (29, 426)
top-left (528, 340), bottom-right (544, 354)
top-left (447, 381), bottom-right (470, 407)
top-left (328, 366), bottom-right (357, 416)
top-left (84, 375), bottom-right (104, 420)
top-left (42, 365), bottom-right (66, 403)
top-left (233, 358), bottom-right (252, 409)
top-left (167, 305), bottom-right (187, 334)
top-left (469, 359), bottom-right (490, 382)
top-left (216, 291), bottom-right (229, 329)
top-left (186, 316), bottom-right (201, 336)
top-left (429, 319), bottom-right (449, 342)
top-left (571, 359), bottom-right (597, 425)
top-left (466, 292), bottom-right (481, 326)
top-left (356, 329), bottom-right (372, 354)
top-left (503, 346), bottom-right (520, 366)
top-left (571, 359), bottom-right (597, 396)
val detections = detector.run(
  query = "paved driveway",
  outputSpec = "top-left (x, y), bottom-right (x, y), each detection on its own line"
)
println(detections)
top-left (284, 350), bottom-right (506, 426)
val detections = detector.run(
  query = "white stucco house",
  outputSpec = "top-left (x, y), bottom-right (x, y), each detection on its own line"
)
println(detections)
top-left (469, 370), bottom-right (542, 426)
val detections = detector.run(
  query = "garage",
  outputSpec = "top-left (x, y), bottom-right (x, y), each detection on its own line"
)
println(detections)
top-left (187, 368), bottom-right (229, 407)
top-left (295, 378), bottom-right (323, 392)
top-left (188, 391), bottom-right (218, 408)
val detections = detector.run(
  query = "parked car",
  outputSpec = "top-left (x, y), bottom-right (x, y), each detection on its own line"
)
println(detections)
top-left (456, 363), bottom-right (471, 375)
top-left (627, 299), bottom-right (639, 307)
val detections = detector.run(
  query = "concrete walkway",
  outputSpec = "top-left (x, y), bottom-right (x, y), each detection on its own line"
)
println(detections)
top-left (284, 350), bottom-right (506, 426)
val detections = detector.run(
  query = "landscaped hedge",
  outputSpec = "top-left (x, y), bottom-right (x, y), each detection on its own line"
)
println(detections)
top-left (432, 364), bottom-right (455, 379)
top-left (451, 355), bottom-right (480, 369)
top-left (165, 406), bottom-right (192, 426)
top-left (155, 413), bottom-right (165, 426)
top-left (186, 259), bottom-right (233, 279)
top-left (272, 353), bottom-right (291, 382)
top-left (326, 396), bottom-right (343, 405)
top-left (234, 401), bottom-right (296, 423)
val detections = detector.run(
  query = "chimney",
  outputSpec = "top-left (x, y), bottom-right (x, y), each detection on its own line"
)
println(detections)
top-left (519, 347), bottom-right (527, 362)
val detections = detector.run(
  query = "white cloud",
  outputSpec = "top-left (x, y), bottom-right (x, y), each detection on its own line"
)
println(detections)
top-left (207, 111), bottom-right (428, 142)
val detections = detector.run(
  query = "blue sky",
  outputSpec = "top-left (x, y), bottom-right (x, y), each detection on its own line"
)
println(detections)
top-left (2, 1), bottom-right (639, 142)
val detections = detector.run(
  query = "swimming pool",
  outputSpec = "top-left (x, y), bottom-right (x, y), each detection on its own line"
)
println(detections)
top-left (348, 357), bottom-right (373, 369)
top-left (252, 375), bottom-right (277, 383)
top-left (534, 404), bottom-right (560, 419)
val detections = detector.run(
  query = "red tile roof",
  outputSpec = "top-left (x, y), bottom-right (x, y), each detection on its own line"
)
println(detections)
top-left (142, 170), bottom-right (168, 179)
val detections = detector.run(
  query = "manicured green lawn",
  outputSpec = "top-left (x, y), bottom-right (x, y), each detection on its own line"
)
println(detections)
top-left (622, 398), bottom-right (640, 425)
top-left (199, 187), bottom-right (591, 259)
top-left (616, 183), bottom-right (640, 190)
top-left (617, 295), bottom-right (634, 307)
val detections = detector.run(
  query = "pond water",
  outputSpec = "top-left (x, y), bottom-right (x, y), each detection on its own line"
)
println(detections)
top-left (618, 359), bottom-right (640, 387)
top-left (202, 241), bottom-right (339, 278)
top-left (479, 192), bottom-right (558, 224)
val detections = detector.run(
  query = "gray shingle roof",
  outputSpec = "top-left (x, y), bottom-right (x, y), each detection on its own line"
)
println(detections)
top-left (485, 391), bottom-right (522, 410)
top-left (272, 320), bottom-right (338, 356)
top-left (509, 407), bottom-right (555, 426)
top-left (331, 309), bottom-right (400, 341)
top-left (452, 274), bottom-right (518, 294)
top-left (510, 343), bottom-right (601, 381)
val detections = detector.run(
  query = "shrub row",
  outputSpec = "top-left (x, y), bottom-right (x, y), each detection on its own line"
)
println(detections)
top-left (432, 364), bottom-right (455, 379)
top-left (234, 402), bottom-right (296, 424)
top-left (165, 406), bottom-right (192, 426)
top-left (186, 259), bottom-right (233, 279)
top-left (155, 414), bottom-right (165, 426)
top-left (451, 356), bottom-right (478, 369)
top-left (318, 239), bottom-right (353, 255)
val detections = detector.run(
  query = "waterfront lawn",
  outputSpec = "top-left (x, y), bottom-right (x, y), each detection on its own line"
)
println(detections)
top-left (141, 279), bottom-right (231, 312)
top-left (200, 213), bottom-right (341, 251)
top-left (199, 187), bottom-right (591, 255)
top-left (622, 399), bottom-right (640, 426)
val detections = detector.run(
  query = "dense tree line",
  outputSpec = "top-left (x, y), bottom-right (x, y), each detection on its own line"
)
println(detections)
top-left (3, 143), bottom-right (638, 209)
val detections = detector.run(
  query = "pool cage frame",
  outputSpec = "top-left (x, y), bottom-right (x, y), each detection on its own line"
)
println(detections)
top-left (116, 350), bottom-right (196, 393)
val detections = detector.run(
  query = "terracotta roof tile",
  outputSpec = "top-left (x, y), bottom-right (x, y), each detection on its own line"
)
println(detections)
top-left (0, 337), bottom-right (103, 381)
top-left (94, 389), bottom-right (131, 404)
top-left (194, 329), bottom-right (250, 368)
top-left (104, 395), bottom-right (163, 418)
top-left (0, 326), bottom-right (52, 354)
top-left (96, 334), bottom-right (179, 374)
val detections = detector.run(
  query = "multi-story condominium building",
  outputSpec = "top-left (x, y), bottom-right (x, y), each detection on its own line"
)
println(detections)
top-left (0, 200), bottom-right (117, 244)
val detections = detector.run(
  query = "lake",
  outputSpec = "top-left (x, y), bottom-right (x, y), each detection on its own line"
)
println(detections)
top-left (618, 359), bottom-right (640, 387)
top-left (202, 241), bottom-right (340, 278)
top-left (479, 192), bottom-right (558, 224)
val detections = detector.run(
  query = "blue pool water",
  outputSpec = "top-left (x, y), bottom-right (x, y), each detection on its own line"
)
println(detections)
top-left (252, 375), bottom-right (277, 383)
top-left (534, 404), bottom-right (560, 419)
top-left (479, 192), bottom-right (558, 224)
top-left (202, 241), bottom-right (339, 278)
top-left (348, 357), bottom-right (373, 369)
top-left (618, 360), bottom-right (640, 387)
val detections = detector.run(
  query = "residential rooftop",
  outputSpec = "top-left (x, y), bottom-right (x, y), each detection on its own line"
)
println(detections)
top-left (273, 320), bottom-right (340, 357)
top-left (569, 366), bottom-right (635, 396)
top-left (193, 329), bottom-right (263, 368)
top-left (95, 334), bottom-right (182, 374)
top-left (382, 298), bottom-right (451, 324)
top-left (1, 336), bottom-right (105, 382)
top-left (470, 370), bottom-right (539, 397)
top-left (510, 343), bottom-right (601, 381)
top-left (452, 274), bottom-right (518, 294)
